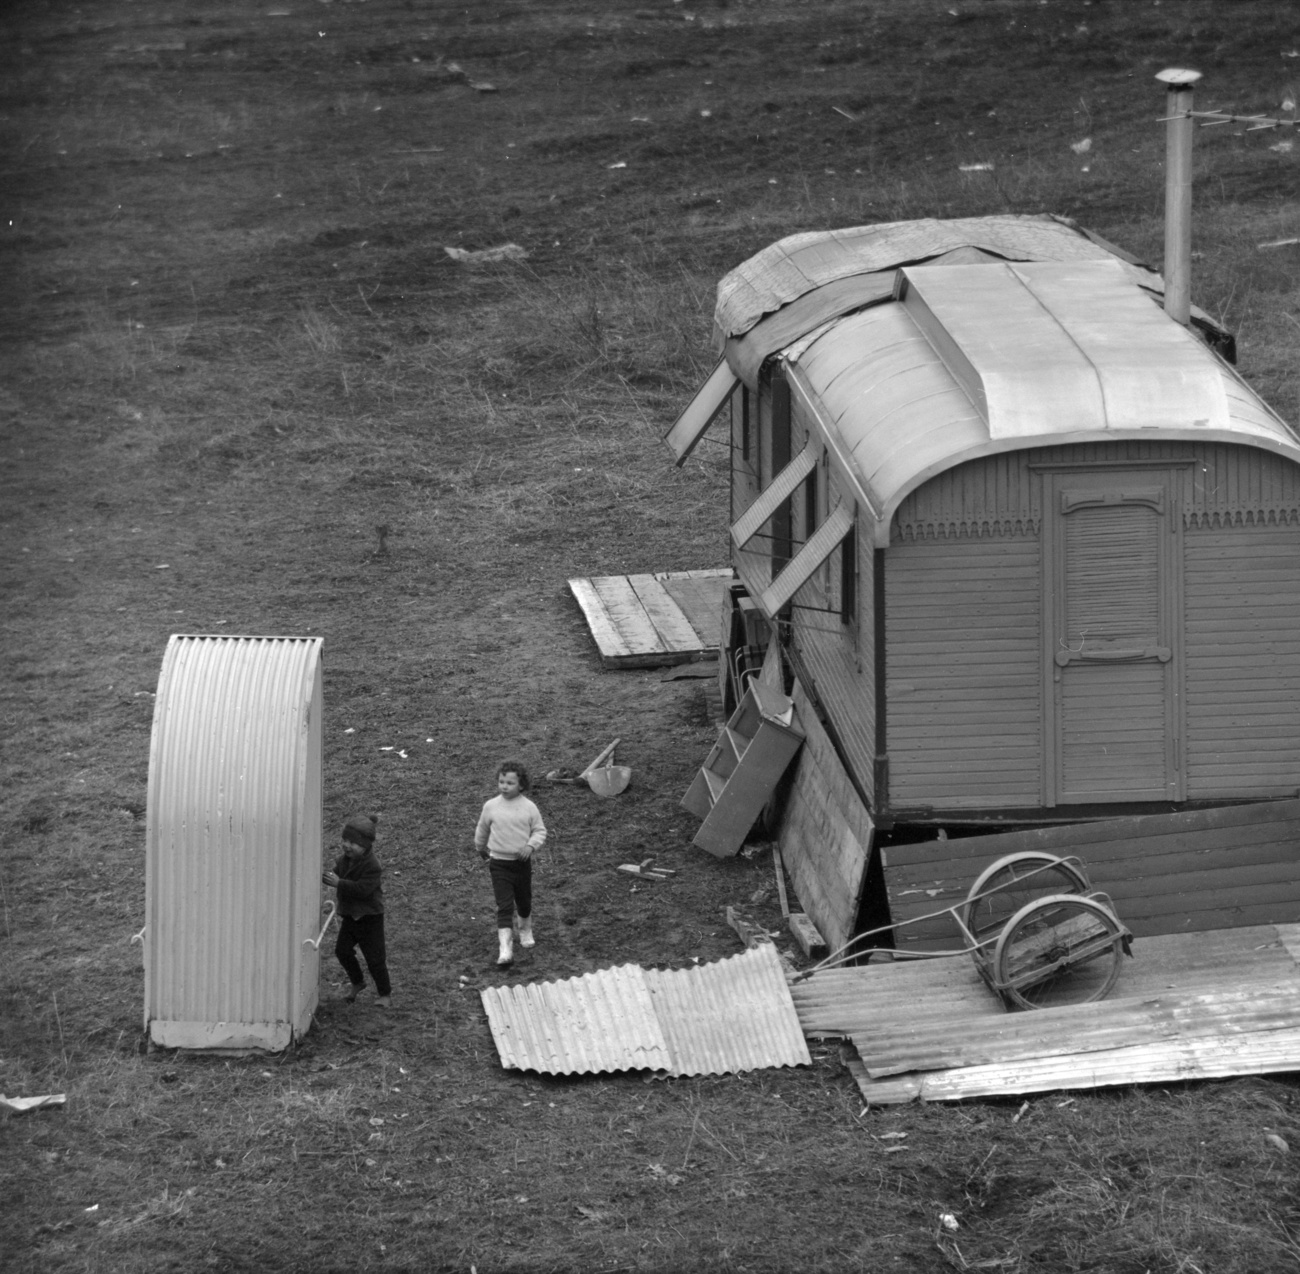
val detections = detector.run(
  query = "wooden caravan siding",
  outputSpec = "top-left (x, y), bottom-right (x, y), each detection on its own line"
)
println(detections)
top-left (883, 799), bottom-right (1300, 949)
top-left (786, 398), bottom-right (876, 805)
top-left (790, 512), bottom-right (876, 805)
top-left (1185, 522), bottom-right (1300, 798)
top-left (776, 680), bottom-right (873, 954)
top-left (886, 530), bottom-right (1042, 809)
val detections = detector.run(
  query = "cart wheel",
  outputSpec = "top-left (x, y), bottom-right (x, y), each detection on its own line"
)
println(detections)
top-left (961, 852), bottom-right (1091, 947)
top-left (993, 894), bottom-right (1125, 1011)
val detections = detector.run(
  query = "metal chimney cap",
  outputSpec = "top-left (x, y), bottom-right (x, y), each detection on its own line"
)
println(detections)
top-left (1155, 67), bottom-right (1202, 86)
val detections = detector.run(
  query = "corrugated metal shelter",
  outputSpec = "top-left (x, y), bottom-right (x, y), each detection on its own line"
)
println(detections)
top-left (480, 942), bottom-right (811, 1076)
top-left (144, 635), bottom-right (324, 1050)
top-left (668, 213), bottom-right (1300, 954)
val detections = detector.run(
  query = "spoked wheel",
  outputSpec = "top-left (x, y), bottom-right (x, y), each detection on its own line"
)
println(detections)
top-left (961, 852), bottom-right (1091, 948)
top-left (993, 894), bottom-right (1126, 1010)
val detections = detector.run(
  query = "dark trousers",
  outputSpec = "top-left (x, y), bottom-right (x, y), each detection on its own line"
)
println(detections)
top-left (335, 913), bottom-right (391, 996)
top-left (489, 857), bottom-right (532, 928)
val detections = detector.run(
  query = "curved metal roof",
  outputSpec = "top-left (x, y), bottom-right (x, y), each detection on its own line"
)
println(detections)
top-left (714, 213), bottom-right (1155, 345)
top-left (785, 260), bottom-right (1300, 546)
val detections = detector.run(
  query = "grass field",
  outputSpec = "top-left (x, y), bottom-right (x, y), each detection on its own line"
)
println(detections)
top-left (4, 1), bottom-right (1300, 1271)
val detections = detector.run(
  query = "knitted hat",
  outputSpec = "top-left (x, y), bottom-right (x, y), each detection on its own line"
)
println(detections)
top-left (342, 814), bottom-right (377, 847)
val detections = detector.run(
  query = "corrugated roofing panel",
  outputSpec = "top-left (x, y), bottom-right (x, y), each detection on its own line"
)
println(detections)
top-left (145, 635), bottom-right (324, 1050)
top-left (790, 925), bottom-right (1300, 1103)
top-left (481, 964), bottom-right (671, 1075)
top-left (644, 942), bottom-right (811, 1076)
top-left (481, 943), bottom-right (811, 1077)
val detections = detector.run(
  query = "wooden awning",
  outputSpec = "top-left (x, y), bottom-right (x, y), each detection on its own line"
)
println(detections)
top-left (759, 502), bottom-right (854, 615)
top-left (664, 358), bottom-right (739, 465)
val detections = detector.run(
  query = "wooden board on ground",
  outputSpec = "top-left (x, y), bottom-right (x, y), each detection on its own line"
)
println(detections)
top-left (569, 569), bottom-right (732, 668)
top-left (773, 680), bottom-right (872, 958)
top-left (882, 799), bottom-right (1300, 949)
top-left (789, 923), bottom-right (1300, 1103)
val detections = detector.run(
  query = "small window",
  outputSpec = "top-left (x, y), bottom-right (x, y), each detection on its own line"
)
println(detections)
top-left (840, 520), bottom-right (857, 627)
top-left (741, 387), bottom-right (750, 464)
top-left (804, 462), bottom-right (818, 543)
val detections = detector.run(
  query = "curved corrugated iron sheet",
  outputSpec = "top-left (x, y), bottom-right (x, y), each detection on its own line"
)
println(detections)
top-left (145, 635), bottom-right (324, 1049)
top-left (481, 943), bottom-right (811, 1077)
top-left (714, 213), bottom-right (1157, 343)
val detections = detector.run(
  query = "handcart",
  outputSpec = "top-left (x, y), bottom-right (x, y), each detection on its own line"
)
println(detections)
top-left (804, 852), bottom-right (1133, 1011)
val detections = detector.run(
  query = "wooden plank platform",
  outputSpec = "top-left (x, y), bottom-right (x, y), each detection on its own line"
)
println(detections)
top-left (569, 569), bottom-right (732, 668)
top-left (790, 923), bottom-right (1300, 1103)
top-left (882, 799), bottom-right (1300, 949)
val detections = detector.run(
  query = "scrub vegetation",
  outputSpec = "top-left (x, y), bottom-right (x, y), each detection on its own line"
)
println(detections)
top-left (3, 2), bottom-right (1300, 1271)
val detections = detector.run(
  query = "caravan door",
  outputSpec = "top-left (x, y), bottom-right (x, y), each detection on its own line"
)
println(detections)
top-left (1042, 467), bottom-right (1185, 805)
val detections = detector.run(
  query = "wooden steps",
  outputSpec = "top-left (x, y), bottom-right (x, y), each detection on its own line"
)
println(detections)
top-left (682, 681), bottom-right (805, 858)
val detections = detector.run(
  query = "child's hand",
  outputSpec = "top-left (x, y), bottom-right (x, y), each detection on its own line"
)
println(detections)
top-left (323, 871), bottom-right (339, 886)
top-left (476, 847), bottom-right (489, 860)
top-left (519, 846), bottom-right (533, 861)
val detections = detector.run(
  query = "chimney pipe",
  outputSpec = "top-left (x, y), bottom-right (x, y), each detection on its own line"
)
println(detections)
top-left (1156, 67), bottom-right (1202, 326)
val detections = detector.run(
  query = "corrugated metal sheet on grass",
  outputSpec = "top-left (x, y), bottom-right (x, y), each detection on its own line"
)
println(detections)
top-left (145, 634), bottom-right (324, 1050)
top-left (790, 924), bottom-right (1300, 1103)
top-left (480, 942), bottom-right (811, 1076)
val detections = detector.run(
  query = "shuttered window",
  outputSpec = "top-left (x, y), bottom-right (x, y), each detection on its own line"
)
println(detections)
top-left (1062, 496), bottom-right (1161, 656)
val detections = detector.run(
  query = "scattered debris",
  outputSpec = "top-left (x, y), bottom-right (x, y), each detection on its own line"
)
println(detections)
top-left (1, 1093), bottom-right (66, 1114)
top-left (772, 846), bottom-right (791, 918)
top-left (832, 105), bottom-right (861, 122)
top-left (1071, 137), bottom-right (1092, 153)
top-left (959, 162), bottom-right (994, 172)
top-left (939, 1212), bottom-right (960, 1232)
top-left (606, 161), bottom-right (627, 170)
top-left (660, 661), bottom-right (719, 680)
top-left (618, 859), bottom-right (675, 880)
top-left (787, 912), bottom-right (827, 960)
top-left (725, 904), bottom-right (772, 950)
top-left (1265, 1131), bottom-right (1291, 1153)
top-left (443, 243), bottom-right (527, 265)
top-left (1259, 238), bottom-right (1300, 249)
top-left (580, 739), bottom-right (631, 797)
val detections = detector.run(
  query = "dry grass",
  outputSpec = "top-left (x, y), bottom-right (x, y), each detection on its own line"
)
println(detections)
top-left (4, 2), bottom-right (1300, 1272)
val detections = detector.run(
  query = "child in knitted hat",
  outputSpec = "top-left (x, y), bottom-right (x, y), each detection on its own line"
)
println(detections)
top-left (323, 814), bottom-right (392, 1007)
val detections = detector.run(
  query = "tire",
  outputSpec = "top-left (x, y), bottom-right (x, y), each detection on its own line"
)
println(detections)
top-left (992, 893), bottom-right (1126, 1011)
top-left (961, 852), bottom-right (1091, 949)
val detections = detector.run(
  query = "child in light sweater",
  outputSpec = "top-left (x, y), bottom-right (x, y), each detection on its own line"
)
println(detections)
top-left (474, 761), bottom-right (547, 967)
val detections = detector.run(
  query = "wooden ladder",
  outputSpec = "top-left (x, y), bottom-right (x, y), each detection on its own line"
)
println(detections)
top-left (681, 680), bottom-right (805, 857)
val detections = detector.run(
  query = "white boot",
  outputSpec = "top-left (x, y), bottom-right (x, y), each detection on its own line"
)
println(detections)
top-left (497, 927), bottom-right (514, 966)
top-left (517, 915), bottom-right (535, 948)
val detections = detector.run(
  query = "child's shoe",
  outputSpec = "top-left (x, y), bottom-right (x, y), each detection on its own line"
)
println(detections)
top-left (497, 927), bottom-right (514, 966)
top-left (518, 915), bottom-right (535, 948)
top-left (375, 995), bottom-right (391, 1009)
top-left (344, 982), bottom-right (364, 1003)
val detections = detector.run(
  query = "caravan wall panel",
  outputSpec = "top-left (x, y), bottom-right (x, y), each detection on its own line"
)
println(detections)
top-left (885, 530), bottom-right (1042, 808)
top-left (1185, 523), bottom-right (1300, 797)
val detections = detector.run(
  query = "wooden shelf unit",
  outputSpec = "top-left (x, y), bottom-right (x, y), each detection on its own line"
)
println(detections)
top-left (682, 680), bottom-right (804, 857)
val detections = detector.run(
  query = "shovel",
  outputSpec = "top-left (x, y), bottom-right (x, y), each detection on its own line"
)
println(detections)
top-left (580, 738), bottom-right (631, 797)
